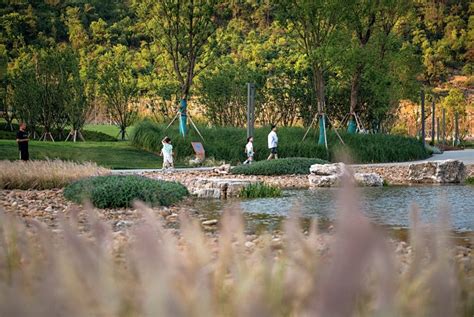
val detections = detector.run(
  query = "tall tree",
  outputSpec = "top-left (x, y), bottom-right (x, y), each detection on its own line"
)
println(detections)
top-left (275, 0), bottom-right (346, 114)
top-left (133, 0), bottom-right (230, 135)
top-left (97, 45), bottom-right (139, 140)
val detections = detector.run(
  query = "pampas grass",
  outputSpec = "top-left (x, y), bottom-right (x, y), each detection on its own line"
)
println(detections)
top-left (0, 160), bottom-right (109, 190)
top-left (0, 186), bottom-right (472, 316)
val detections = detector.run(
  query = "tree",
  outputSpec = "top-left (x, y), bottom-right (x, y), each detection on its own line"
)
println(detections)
top-left (97, 45), bottom-right (139, 140)
top-left (441, 88), bottom-right (467, 139)
top-left (133, 0), bottom-right (230, 135)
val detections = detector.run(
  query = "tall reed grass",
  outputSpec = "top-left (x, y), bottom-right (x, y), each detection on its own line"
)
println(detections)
top-left (0, 160), bottom-right (109, 190)
top-left (0, 185), bottom-right (472, 316)
top-left (131, 120), bottom-right (429, 164)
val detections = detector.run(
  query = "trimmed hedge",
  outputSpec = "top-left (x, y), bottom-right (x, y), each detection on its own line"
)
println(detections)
top-left (64, 175), bottom-right (188, 208)
top-left (231, 158), bottom-right (327, 175)
top-left (131, 120), bottom-right (429, 164)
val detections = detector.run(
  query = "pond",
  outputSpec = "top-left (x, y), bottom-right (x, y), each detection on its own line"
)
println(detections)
top-left (193, 185), bottom-right (474, 234)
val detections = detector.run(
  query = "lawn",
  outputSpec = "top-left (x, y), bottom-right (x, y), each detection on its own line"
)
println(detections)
top-left (0, 140), bottom-right (162, 169)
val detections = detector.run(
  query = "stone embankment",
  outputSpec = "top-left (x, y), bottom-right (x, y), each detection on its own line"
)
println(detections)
top-left (145, 160), bottom-right (472, 195)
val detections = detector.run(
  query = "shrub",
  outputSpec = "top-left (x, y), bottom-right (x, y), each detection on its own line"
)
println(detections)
top-left (231, 158), bottom-right (327, 175)
top-left (131, 120), bottom-right (429, 164)
top-left (64, 175), bottom-right (188, 208)
top-left (239, 183), bottom-right (282, 198)
top-left (0, 160), bottom-right (108, 190)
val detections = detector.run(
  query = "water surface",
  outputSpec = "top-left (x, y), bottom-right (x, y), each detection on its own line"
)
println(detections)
top-left (194, 185), bottom-right (474, 233)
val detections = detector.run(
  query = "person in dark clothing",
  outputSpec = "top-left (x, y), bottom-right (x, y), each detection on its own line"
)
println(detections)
top-left (16, 123), bottom-right (29, 161)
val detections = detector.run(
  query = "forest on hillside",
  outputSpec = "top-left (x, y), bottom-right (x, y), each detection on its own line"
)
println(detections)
top-left (0, 0), bottom-right (472, 135)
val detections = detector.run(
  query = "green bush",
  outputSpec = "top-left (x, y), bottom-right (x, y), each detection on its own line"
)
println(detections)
top-left (231, 158), bottom-right (327, 175)
top-left (466, 177), bottom-right (474, 185)
top-left (239, 183), bottom-right (282, 198)
top-left (131, 120), bottom-right (429, 164)
top-left (64, 175), bottom-right (188, 208)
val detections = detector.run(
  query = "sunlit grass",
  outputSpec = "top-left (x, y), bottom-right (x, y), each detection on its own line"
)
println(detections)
top-left (0, 160), bottom-right (109, 189)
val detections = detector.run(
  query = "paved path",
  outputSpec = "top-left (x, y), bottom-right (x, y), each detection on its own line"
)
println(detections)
top-left (111, 167), bottom-right (215, 174)
top-left (353, 149), bottom-right (474, 167)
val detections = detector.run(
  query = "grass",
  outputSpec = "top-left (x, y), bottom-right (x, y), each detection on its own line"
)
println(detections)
top-left (466, 177), bottom-right (474, 185)
top-left (132, 120), bottom-right (430, 164)
top-left (0, 187), bottom-right (472, 316)
top-left (0, 160), bottom-right (108, 190)
top-left (0, 140), bottom-right (163, 169)
top-left (239, 183), bottom-right (282, 198)
top-left (232, 157), bottom-right (328, 175)
top-left (64, 175), bottom-right (189, 208)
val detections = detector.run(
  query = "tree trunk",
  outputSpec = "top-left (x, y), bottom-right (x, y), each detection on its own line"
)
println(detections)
top-left (350, 64), bottom-right (363, 114)
top-left (313, 67), bottom-right (326, 114)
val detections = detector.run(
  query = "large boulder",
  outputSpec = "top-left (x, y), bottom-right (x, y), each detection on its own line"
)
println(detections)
top-left (310, 163), bottom-right (346, 176)
top-left (354, 173), bottom-right (384, 187)
top-left (187, 178), bottom-right (259, 199)
top-left (309, 163), bottom-right (384, 187)
top-left (408, 159), bottom-right (465, 183)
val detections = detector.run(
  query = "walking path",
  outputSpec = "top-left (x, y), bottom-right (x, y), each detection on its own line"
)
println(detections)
top-left (353, 149), bottom-right (474, 167)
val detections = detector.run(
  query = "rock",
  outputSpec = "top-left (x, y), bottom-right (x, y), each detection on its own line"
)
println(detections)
top-left (188, 178), bottom-right (260, 199)
top-left (115, 220), bottom-right (133, 228)
top-left (45, 206), bottom-right (54, 212)
top-left (308, 174), bottom-right (341, 187)
top-left (354, 173), bottom-right (384, 187)
top-left (11, 201), bottom-right (17, 207)
top-left (408, 160), bottom-right (465, 183)
top-left (244, 241), bottom-right (255, 249)
top-left (202, 219), bottom-right (218, 226)
top-left (309, 163), bottom-right (346, 176)
top-left (214, 164), bottom-right (231, 175)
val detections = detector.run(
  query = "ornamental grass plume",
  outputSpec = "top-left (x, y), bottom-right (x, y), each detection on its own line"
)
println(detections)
top-left (0, 185), bottom-right (472, 316)
top-left (0, 160), bottom-right (109, 190)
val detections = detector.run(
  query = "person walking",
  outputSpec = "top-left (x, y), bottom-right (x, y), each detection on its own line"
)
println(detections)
top-left (243, 136), bottom-right (254, 164)
top-left (16, 123), bottom-right (29, 161)
top-left (160, 136), bottom-right (174, 169)
top-left (267, 125), bottom-right (278, 160)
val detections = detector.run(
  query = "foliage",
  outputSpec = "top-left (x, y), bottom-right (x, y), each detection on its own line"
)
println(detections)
top-left (239, 183), bottom-right (282, 198)
top-left (465, 177), bottom-right (474, 185)
top-left (1, 0), bottom-right (471, 140)
top-left (0, 160), bottom-right (108, 190)
top-left (441, 88), bottom-right (468, 139)
top-left (132, 121), bottom-right (429, 164)
top-left (133, 0), bottom-right (230, 99)
top-left (0, 191), bottom-right (473, 315)
top-left (96, 45), bottom-right (139, 140)
top-left (64, 175), bottom-right (188, 208)
top-left (232, 158), bottom-right (328, 176)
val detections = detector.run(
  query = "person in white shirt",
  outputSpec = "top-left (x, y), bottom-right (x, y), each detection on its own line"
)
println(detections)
top-left (160, 136), bottom-right (174, 169)
top-left (243, 136), bottom-right (254, 164)
top-left (267, 125), bottom-right (278, 160)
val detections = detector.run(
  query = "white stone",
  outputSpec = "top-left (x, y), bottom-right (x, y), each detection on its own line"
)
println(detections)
top-left (309, 163), bottom-right (346, 176)
top-left (202, 219), bottom-right (218, 226)
top-left (308, 174), bottom-right (341, 187)
top-left (354, 173), bottom-right (384, 187)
